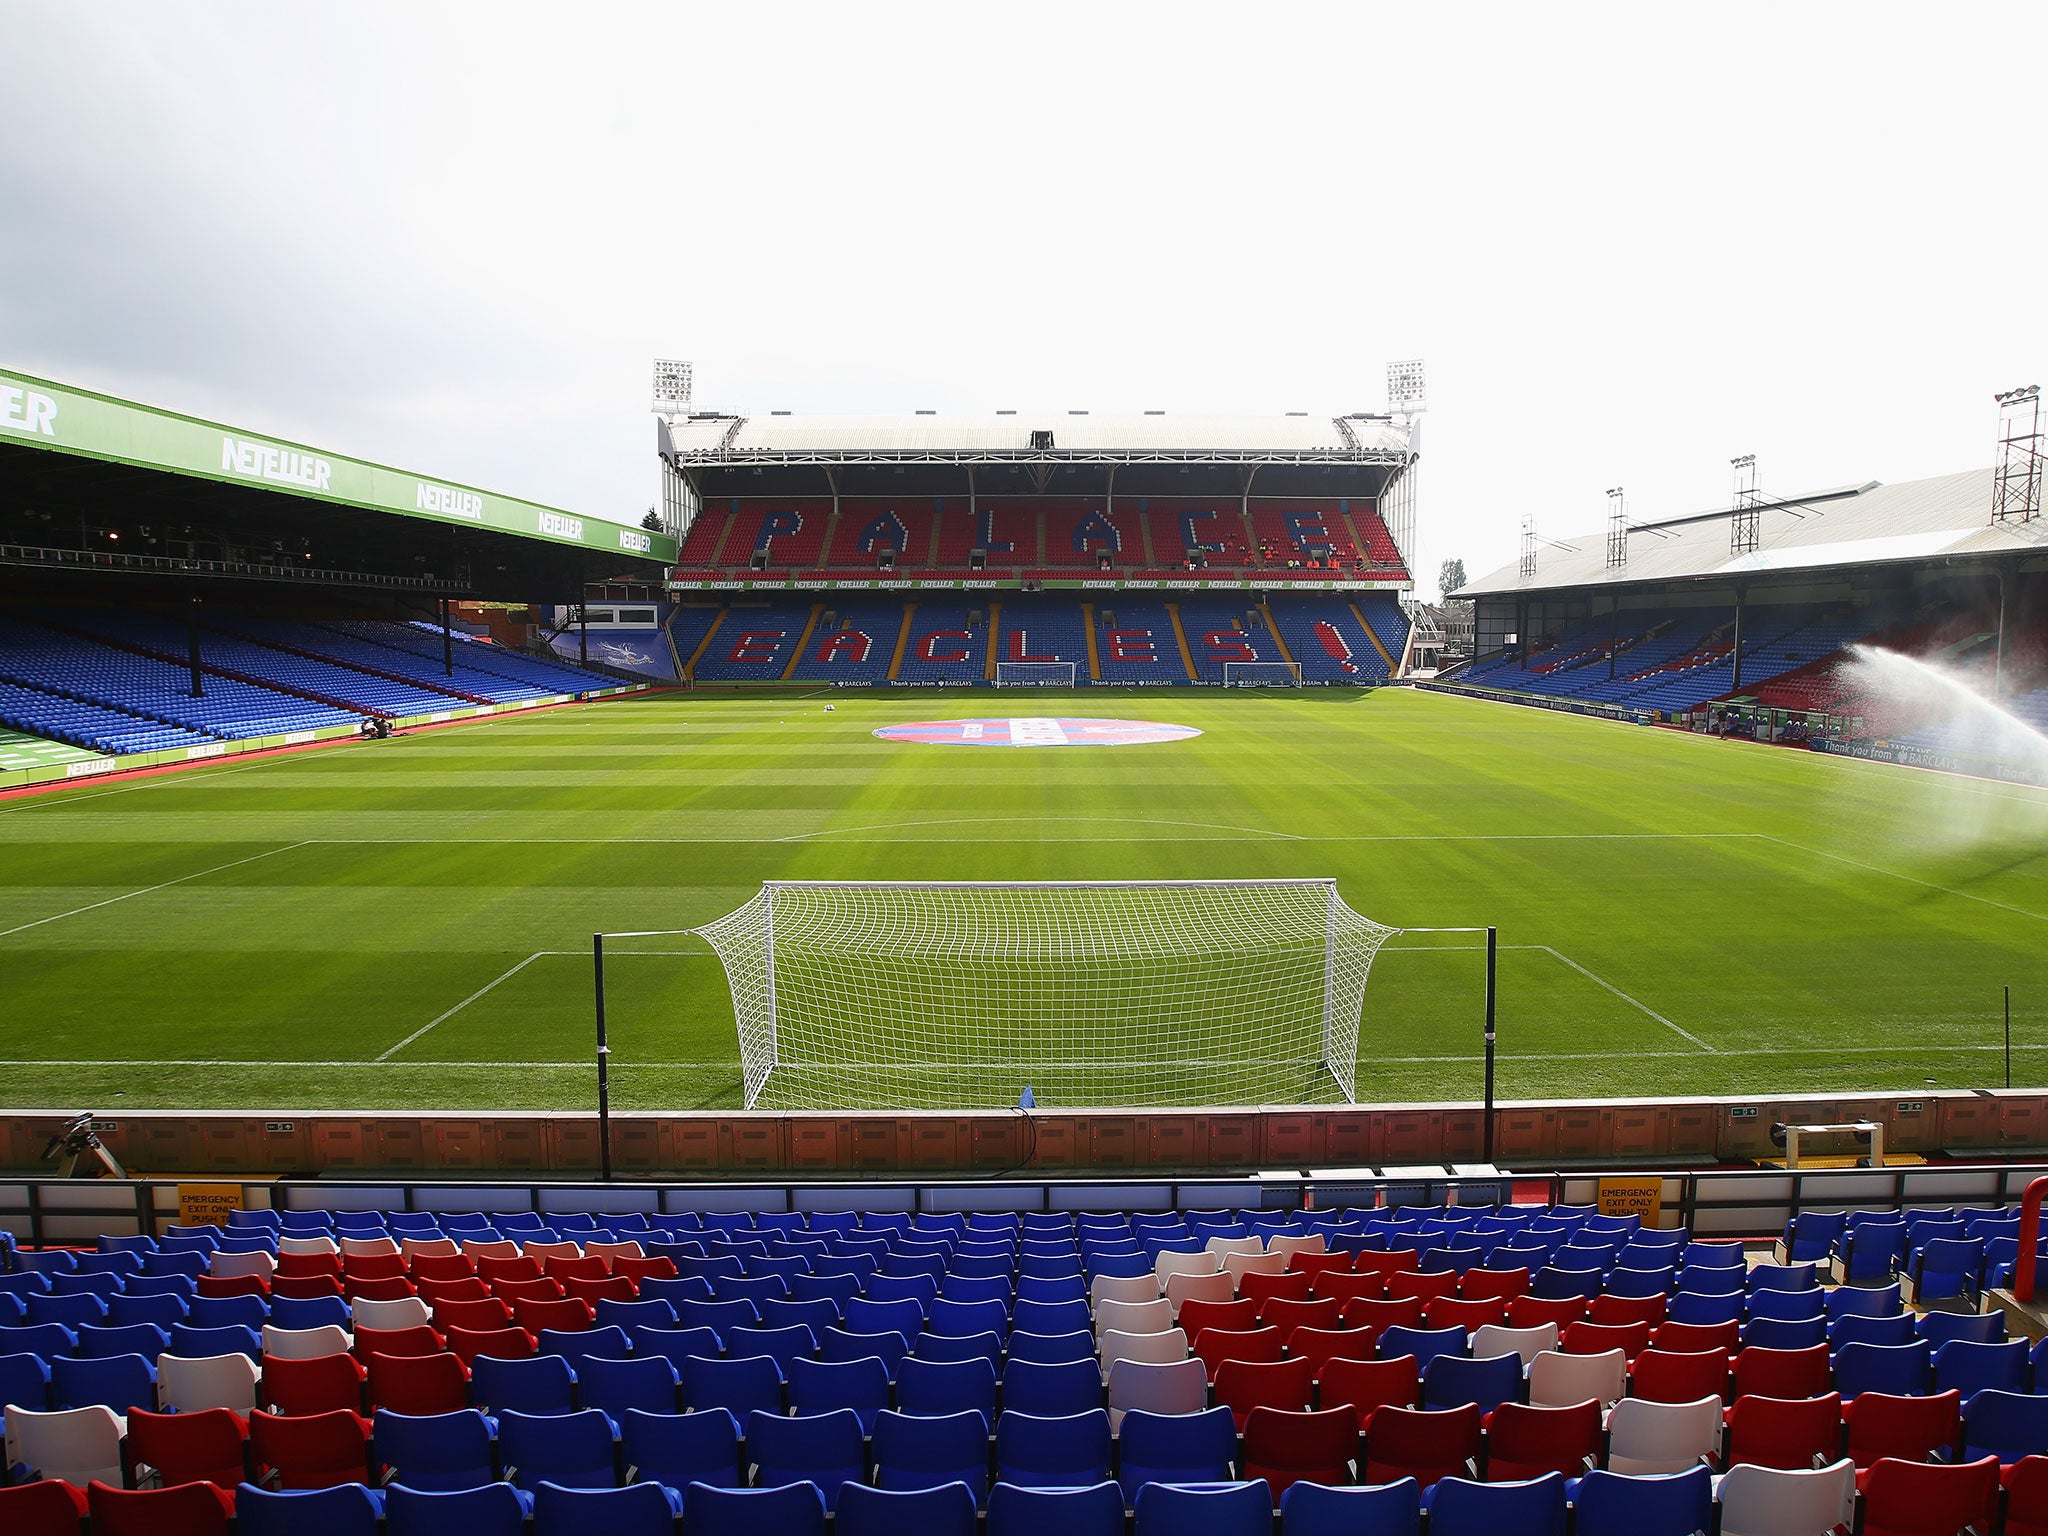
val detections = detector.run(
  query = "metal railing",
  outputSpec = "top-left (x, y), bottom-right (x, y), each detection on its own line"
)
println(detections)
top-left (11, 1161), bottom-right (2048, 1248)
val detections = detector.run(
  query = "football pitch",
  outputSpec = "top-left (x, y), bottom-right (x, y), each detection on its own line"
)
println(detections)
top-left (2, 685), bottom-right (2046, 1114)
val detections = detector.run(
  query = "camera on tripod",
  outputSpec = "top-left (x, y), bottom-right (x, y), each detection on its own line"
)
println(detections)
top-left (41, 1113), bottom-right (128, 1179)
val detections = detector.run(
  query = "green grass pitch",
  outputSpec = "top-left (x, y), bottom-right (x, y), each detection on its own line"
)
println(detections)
top-left (1, 686), bottom-right (2045, 1113)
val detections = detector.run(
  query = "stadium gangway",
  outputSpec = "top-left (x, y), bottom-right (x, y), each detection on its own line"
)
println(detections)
top-left (13, 1162), bottom-right (2048, 1251)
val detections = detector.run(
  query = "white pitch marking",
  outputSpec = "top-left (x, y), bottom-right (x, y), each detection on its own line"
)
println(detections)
top-left (0, 842), bottom-right (314, 939)
top-left (373, 948), bottom-right (711, 1061)
top-left (1756, 834), bottom-right (2048, 925)
top-left (773, 816), bottom-right (1306, 843)
top-left (1378, 940), bottom-right (1712, 1052)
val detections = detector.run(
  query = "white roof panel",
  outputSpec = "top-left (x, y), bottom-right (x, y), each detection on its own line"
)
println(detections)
top-left (1464, 468), bottom-right (2045, 596)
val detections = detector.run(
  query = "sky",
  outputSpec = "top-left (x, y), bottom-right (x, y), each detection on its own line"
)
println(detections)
top-left (4, 2), bottom-right (2045, 597)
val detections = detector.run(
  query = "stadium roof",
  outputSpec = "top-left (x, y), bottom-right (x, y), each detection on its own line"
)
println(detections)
top-left (1463, 467), bottom-right (2048, 599)
top-left (662, 410), bottom-right (1413, 466)
top-left (0, 366), bottom-right (677, 565)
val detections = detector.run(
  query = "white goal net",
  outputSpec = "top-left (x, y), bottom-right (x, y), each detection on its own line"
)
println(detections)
top-left (994, 661), bottom-right (1077, 687)
top-left (691, 879), bottom-right (1397, 1110)
top-left (1224, 661), bottom-right (1303, 686)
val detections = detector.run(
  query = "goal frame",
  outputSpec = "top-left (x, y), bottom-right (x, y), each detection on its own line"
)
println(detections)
top-left (993, 661), bottom-right (1077, 687)
top-left (1223, 661), bottom-right (1303, 687)
top-left (690, 877), bottom-right (1393, 1112)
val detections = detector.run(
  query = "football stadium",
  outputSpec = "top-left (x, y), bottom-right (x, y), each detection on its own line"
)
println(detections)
top-left (5, 358), bottom-right (2048, 1534)
top-left (9, 6), bottom-right (2048, 1528)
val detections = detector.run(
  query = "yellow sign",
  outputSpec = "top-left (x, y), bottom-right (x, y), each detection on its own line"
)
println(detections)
top-left (1596, 1176), bottom-right (1664, 1226)
top-left (177, 1183), bottom-right (245, 1229)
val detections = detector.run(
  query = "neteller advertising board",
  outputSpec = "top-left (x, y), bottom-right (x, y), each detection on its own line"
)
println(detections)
top-left (0, 369), bottom-right (677, 563)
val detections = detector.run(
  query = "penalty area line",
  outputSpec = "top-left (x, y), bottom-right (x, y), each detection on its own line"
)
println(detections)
top-left (0, 841), bottom-right (314, 940)
top-left (375, 948), bottom-right (712, 1062)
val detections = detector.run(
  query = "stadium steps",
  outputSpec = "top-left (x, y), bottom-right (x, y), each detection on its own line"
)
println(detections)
top-left (205, 623), bottom-right (497, 706)
top-left (28, 613), bottom-right (384, 721)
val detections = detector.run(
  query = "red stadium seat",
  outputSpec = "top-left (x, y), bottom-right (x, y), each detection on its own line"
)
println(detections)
top-left (1724, 1391), bottom-right (1842, 1471)
top-left (1587, 1292), bottom-right (1667, 1329)
top-left (1505, 1296), bottom-right (1587, 1332)
top-left (1483, 1400), bottom-right (1602, 1481)
top-left (476, 1255), bottom-right (544, 1287)
top-left (1288, 1327), bottom-right (1378, 1384)
top-left (1631, 1347), bottom-right (1732, 1405)
top-left (443, 1326), bottom-right (536, 1367)
top-left (1238, 1270), bottom-right (1312, 1307)
top-left (1652, 1318), bottom-right (1740, 1356)
top-left (1336, 1296), bottom-right (1424, 1346)
top-left (1733, 1344), bottom-right (1832, 1402)
top-left (1560, 1320), bottom-right (1651, 1362)
top-left (366, 1350), bottom-right (469, 1415)
top-left (1422, 1296), bottom-right (1506, 1337)
top-left (1318, 1356), bottom-right (1420, 1420)
top-left (1385, 1270), bottom-right (1459, 1305)
top-left (1177, 1298), bottom-right (1258, 1340)
top-left (259, 1352), bottom-right (365, 1417)
top-left (1242, 1405), bottom-right (1361, 1499)
top-left (513, 1297), bottom-right (596, 1335)
top-left (1190, 1325), bottom-right (1284, 1383)
top-left (430, 1298), bottom-right (516, 1333)
top-left (1213, 1357), bottom-right (1315, 1431)
top-left (0, 1477), bottom-right (89, 1536)
top-left (1361, 1402), bottom-right (1481, 1489)
top-left (86, 1480), bottom-right (234, 1536)
top-left (1459, 1267), bottom-right (1531, 1303)
top-left (1844, 1390), bottom-right (1962, 1470)
top-left (248, 1408), bottom-right (372, 1489)
top-left (124, 1407), bottom-right (248, 1488)
top-left (1258, 1297), bottom-right (1341, 1344)
top-left (348, 1325), bottom-right (442, 1365)
top-left (1311, 1272), bottom-right (1388, 1307)
top-left (1860, 1455), bottom-right (2000, 1536)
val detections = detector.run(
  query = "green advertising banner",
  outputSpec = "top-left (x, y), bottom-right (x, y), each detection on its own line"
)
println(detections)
top-left (0, 368), bottom-right (677, 564)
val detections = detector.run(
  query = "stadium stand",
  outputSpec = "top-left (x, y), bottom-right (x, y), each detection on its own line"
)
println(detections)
top-left (0, 607), bottom-right (627, 757)
top-left (1, 1197), bottom-right (2023, 1529)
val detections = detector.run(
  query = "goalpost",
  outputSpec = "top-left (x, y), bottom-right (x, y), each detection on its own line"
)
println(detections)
top-left (994, 661), bottom-right (1077, 687)
top-left (687, 879), bottom-right (1398, 1110)
top-left (1223, 661), bottom-right (1303, 687)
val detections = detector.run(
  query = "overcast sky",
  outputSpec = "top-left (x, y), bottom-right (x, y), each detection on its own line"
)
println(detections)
top-left (5, 2), bottom-right (2044, 595)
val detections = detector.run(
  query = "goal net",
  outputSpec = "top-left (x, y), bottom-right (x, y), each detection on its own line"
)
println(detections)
top-left (691, 879), bottom-right (1397, 1110)
top-left (1224, 661), bottom-right (1303, 687)
top-left (995, 661), bottom-right (1077, 687)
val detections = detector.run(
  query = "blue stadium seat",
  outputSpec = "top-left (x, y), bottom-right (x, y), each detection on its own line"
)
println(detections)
top-left (788, 1355), bottom-right (892, 1432)
top-left (49, 1352), bottom-right (155, 1414)
top-left (1133, 1480), bottom-right (1275, 1536)
top-left (744, 1408), bottom-right (866, 1511)
top-left (384, 1483), bottom-right (532, 1536)
top-left (1566, 1466), bottom-right (1714, 1536)
top-left (872, 1408), bottom-right (991, 1501)
top-left (234, 1482), bottom-right (385, 1536)
top-left (1932, 1339), bottom-right (2028, 1402)
top-left (994, 1408), bottom-right (1113, 1490)
top-left (1964, 1389), bottom-right (2048, 1463)
top-left (532, 1479), bottom-right (680, 1536)
top-left (835, 1480), bottom-right (977, 1536)
top-left (619, 1405), bottom-right (740, 1491)
top-left (577, 1355), bottom-right (679, 1419)
top-left (894, 1357), bottom-right (995, 1424)
top-left (1834, 1340), bottom-right (1932, 1400)
top-left (499, 1407), bottom-right (619, 1492)
top-left (987, 1480), bottom-right (1126, 1536)
top-left (1280, 1478), bottom-right (1422, 1536)
top-left (1118, 1406), bottom-right (1239, 1504)
top-left (681, 1354), bottom-right (782, 1419)
top-left (681, 1481), bottom-right (826, 1536)
top-left (372, 1408), bottom-right (497, 1490)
